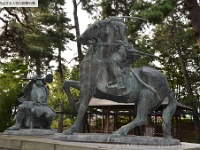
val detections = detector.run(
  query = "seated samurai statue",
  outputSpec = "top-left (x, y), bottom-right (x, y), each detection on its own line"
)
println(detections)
top-left (8, 74), bottom-right (56, 130)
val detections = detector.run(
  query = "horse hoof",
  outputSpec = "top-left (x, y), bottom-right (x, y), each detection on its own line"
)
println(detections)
top-left (62, 130), bottom-right (73, 135)
top-left (7, 125), bottom-right (20, 130)
top-left (112, 132), bottom-right (122, 136)
top-left (112, 126), bottom-right (127, 136)
top-left (112, 130), bottom-right (125, 136)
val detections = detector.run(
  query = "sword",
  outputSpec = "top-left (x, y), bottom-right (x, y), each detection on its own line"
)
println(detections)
top-left (21, 74), bottom-right (53, 83)
top-left (92, 42), bottom-right (158, 58)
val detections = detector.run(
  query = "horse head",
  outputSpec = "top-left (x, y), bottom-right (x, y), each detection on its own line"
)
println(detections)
top-left (80, 17), bottom-right (127, 45)
top-left (79, 20), bottom-right (107, 45)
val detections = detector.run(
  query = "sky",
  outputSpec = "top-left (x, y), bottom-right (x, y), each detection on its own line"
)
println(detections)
top-left (61, 1), bottom-right (93, 69)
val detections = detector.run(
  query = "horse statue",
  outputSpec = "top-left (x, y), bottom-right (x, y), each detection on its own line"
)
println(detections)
top-left (63, 17), bottom-right (177, 139)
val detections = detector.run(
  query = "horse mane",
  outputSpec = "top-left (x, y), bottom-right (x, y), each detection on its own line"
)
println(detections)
top-left (94, 17), bottom-right (127, 42)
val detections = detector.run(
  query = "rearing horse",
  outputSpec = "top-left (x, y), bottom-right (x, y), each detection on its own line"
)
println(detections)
top-left (63, 17), bottom-right (177, 138)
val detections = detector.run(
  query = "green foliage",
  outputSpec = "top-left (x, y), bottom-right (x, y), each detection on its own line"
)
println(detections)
top-left (132, 34), bottom-right (156, 67)
top-left (137, 1), bottom-right (173, 23)
top-left (0, 60), bottom-right (28, 131)
top-left (51, 116), bottom-right (75, 129)
top-left (39, 14), bottom-right (60, 25)
top-left (81, 0), bottom-right (97, 15)
top-left (146, 12), bottom-right (200, 107)
top-left (48, 66), bottom-right (80, 112)
top-left (0, 0), bottom-right (75, 75)
top-left (132, 0), bottom-right (174, 23)
top-left (100, 0), bottom-right (133, 17)
top-left (70, 65), bottom-right (80, 81)
top-left (48, 71), bottom-right (69, 110)
top-left (48, 68), bottom-right (80, 130)
top-left (0, 21), bottom-right (27, 59)
top-left (0, 10), bottom-right (54, 75)
top-left (143, 10), bottom-right (164, 23)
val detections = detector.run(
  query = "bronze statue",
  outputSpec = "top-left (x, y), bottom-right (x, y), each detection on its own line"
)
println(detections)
top-left (62, 17), bottom-right (177, 139)
top-left (8, 74), bottom-right (56, 130)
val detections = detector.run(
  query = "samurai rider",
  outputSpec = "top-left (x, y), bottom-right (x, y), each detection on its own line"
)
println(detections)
top-left (107, 18), bottom-right (137, 89)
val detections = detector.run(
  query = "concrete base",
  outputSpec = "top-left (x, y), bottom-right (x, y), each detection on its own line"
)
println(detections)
top-left (1, 133), bottom-right (200, 150)
top-left (53, 133), bottom-right (181, 146)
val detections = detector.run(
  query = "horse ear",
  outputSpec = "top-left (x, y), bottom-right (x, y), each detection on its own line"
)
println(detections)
top-left (93, 24), bottom-right (100, 30)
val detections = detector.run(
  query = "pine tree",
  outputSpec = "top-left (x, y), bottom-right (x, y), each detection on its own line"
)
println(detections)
top-left (38, 0), bottom-right (75, 132)
top-left (0, 7), bottom-right (55, 75)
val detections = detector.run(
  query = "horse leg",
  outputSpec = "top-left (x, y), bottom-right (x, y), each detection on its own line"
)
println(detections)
top-left (63, 81), bottom-right (95, 134)
top-left (162, 91), bottom-right (177, 139)
top-left (63, 80), bottom-right (80, 110)
top-left (113, 89), bottom-right (154, 135)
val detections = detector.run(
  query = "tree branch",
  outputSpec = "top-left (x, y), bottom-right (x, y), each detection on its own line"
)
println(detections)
top-left (0, 16), bottom-right (8, 24)
top-left (4, 7), bottom-right (33, 31)
top-left (77, 0), bottom-right (81, 6)
top-left (0, 17), bottom-right (9, 37)
top-left (21, 8), bottom-right (29, 24)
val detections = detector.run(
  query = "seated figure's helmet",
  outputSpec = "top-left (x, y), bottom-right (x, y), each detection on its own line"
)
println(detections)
top-left (45, 74), bottom-right (53, 83)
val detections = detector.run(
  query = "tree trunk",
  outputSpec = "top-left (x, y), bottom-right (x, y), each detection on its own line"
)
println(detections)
top-left (177, 47), bottom-right (200, 143)
top-left (185, 0), bottom-right (200, 47)
top-left (184, 0), bottom-right (200, 143)
top-left (54, 2), bottom-right (65, 133)
top-left (35, 59), bottom-right (42, 76)
top-left (57, 46), bottom-right (65, 133)
top-left (57, 36), bottom-right (65, 131)
top-left (58, 102), bottom-right (64, 133)
top-left (72, 0), bottom-right (83, 64)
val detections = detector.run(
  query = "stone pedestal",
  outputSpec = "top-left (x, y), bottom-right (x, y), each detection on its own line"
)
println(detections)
top-left (1, 133), bottom-right (200, 150)
top-left (53, 133), bottom-right (181, 146)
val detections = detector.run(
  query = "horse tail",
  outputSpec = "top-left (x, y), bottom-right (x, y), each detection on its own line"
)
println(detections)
top-left (62, 80), bottom-right (80, 110)
top-left (162, 90), bottom-right (177, 138)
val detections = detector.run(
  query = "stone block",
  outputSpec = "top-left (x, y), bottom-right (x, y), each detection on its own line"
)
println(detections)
top-left (0, 133), bottom-right (200, 150)
top-left (22, 141), bottom-right (54, 150)
top-left (0, 136), bottom-right (21, 150)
